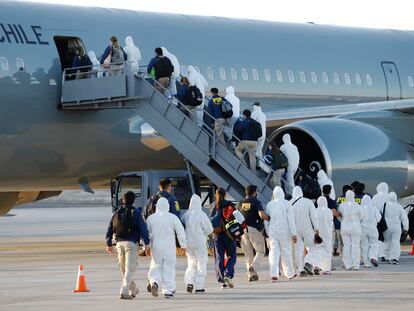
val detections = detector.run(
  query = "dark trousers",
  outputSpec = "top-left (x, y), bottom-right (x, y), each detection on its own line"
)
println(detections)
top-left (213, 233), bottom-right (237, 283)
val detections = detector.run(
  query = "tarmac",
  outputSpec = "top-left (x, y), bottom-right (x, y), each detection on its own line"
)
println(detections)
top-left (1, 203), bottom-right (414, 311)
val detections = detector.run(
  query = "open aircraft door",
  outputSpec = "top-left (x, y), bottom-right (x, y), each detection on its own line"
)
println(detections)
top-left (381, 61), bottom-right (402, 100)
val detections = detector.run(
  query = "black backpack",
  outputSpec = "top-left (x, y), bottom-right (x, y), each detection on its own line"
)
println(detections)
top-left (273, 150), bottom-right (289, 170)
top-left (155, 56), bottom-right (174, 78)
top-left (302, 177), bottom-right (322, 200)
top-left (377, 203), bottom-right (388, 242)
top-left (145, 193), bottom-right (161, 219)
top-left (113, 206), bottom-right (134, 239)
top-left (250, 119), bottom-right (263, 141)
top-left (188, 85), bottom-right (203, 107)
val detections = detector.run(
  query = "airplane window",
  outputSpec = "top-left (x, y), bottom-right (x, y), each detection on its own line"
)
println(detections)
top-left (241, 68), bottom-right (249, 81)
top-left (207, 67), bottom-right (214, 80)
top-left (252, 69), bottom-right (259, 81)
top-left (288, 70), bottom-right (295, 83)
top-left (194, 66), bottom-right (201, 73)
top-left (0, 57), bottom-right (9, 71)
top-left (230, 67), bottom-right (238, 80)
top-left (16, 58), bottom-right (25, 71)
top-left (276, 70), bottom-right (283, 83)
top-left (219, 67), bottom-right (227, 80)
top-left (322, 72), bottom-right (329, 85)
top-left (366, 74), bottom-right (373, 86)
top-left (408, 76), bottom-right (414, 88)
top-left (333, 72), bottom-right (340, 85)
top-left (355, 73), bottom-right (362, 86)
top-left (299, 71), bottom-right (306, 83)
top-left (264, 69), bottom-right (271, 82)
top-left (181, 65), bottom-right (188, 77)
top-left (344, 73), bottom-right (351, 85)
top-left (311, 72), bottom-right (318, 84)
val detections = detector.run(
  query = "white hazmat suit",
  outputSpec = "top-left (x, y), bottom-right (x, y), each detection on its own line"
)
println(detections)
top-left (372, 182), bottom-right (389, 259)
top-left (290, 186), bottom-right (320, 274)
top-left (147, 198), bottom-right (187, 295)
top-left (224, 86), bottom-right (241, 140)
top-left (251, 104), bottom-right (267, 158)
top-left (360, 195), bottom-right (381, 267)
top-left (383, 192), bottom-right (409, 261)
top-left (87, 51), bottom-right (103, 78)
top-left (124, 36), bottom-right (141, 74)
top-left (315, 196), bottom-right (334, 272)
top-left (338, 190), bottom-right (364, 270)
top-left (161, 47), bottom-right (180, 99)
top-left (317, 170), bottom-right (336, 200)
top-left (188, 65), bottom-right (208, 126)
top-left (265, 187), bottom-right (297, 279)
top-left (280, 134), bottom-right (300, 193)
top-left (182, 195), bottom-right (213, 290)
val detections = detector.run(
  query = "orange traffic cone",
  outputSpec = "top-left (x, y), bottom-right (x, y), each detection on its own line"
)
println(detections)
top-left (73, 265), bottom-right (90, 292)
top-left (410, 242), bottom-right (414, 255)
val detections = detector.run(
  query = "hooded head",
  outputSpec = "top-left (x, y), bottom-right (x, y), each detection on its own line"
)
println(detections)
top-left (388, 192), bottom-right (397, 203)
top-left (225, 86), bottom-right (235, 96)
top-left (188, 65), bottom-right (195, 75)
top-left (273, 186), bottom-right (285, 201)
top-left (361, 194), bottom-right (371, 206)
top-left (156, 197), bottom-right (169, 215)
top-left (88, 51), bottom-right (98, 62)
top-left (376, 182), bottom-right (389, 194)
top-left (317, 170), bottom-right (327, 181)
top-left (189, 194), bottom-right (202, 212)
top-left (345, 190), bottom-right (355, 202)
top-left (317, 196), bottom-right (328, 208)
top-left (282, 134), bottom-right (291, 144)
top-left (125, 36), bottom-right (134, 47)
top-left (292, 186), bottom-right (303, 200)
top-left (161, 46), bottom-right (169, 56)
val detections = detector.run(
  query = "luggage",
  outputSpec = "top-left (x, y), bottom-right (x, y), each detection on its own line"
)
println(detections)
top-left (111, 46), bottom-right (124, 64)
top-left (250, 119), bottom-right (262, 141)
top-left (113, 206), bottom-right (134, 239)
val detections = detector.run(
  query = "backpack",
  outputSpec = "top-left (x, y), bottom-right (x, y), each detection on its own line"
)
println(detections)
top-left (154, 56), bottom-right (174, 78)
top-left (188, 85), bottom-right (203, 107)
top-left (273, 150), bottom-right (289, 170)
top-left (221, 97), bottom-right (233, 119)
top-left (222, 204), bottom-right (245, 240)
top-left (145, 193), bottom-right (161, 219)
top-left (377, 203), bottom-right (388, 242)
top-left (78, 55), bottom-right (92, 72)
top-left (111, 46), bottom-right (125, 64)
top-left (113, 206), bottom-right (134, 239)
top-left (302, 177), bottom-right (322, 200)
top-left (250, 119), bottom-right (262, 141)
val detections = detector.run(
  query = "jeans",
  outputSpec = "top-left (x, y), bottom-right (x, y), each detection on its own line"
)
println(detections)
top-left (213, 233), bottom-right (237, 282)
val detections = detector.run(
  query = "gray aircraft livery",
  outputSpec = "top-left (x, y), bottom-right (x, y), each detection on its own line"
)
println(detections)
top-left (1, 0), bottom-right (414, 215)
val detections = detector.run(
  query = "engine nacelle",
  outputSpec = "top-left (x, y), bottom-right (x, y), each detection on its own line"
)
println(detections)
top-left (270, 118), bottom-right (414, 197)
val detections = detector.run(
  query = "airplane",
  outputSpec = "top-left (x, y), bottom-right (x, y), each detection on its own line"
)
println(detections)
top-left (0, 0), bottom-right (414, 215)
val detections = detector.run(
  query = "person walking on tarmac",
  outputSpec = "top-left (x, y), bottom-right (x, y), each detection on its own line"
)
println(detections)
top-left (210, 188), bottom-right (237, 289)
top-left (145, 178), bottom-right (181, 219)
top-left (105, 191), bottom-right (150, 300)
top-left (239, 185), bottom-right (269, 282)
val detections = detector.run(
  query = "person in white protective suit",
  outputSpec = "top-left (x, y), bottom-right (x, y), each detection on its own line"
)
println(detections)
top-left (265, 186), bottom-right (297, 282)
top-left (188, 65), bottom-right (208, 127)
top-left (338, 190), bottom-right (364, 270)
top-left (182, 195), bottom-right (213, 294)
top-left (124, 36), bottom-right (141, 74)
top-left (383, 192), bottom-right (409, 264)
top-left (360, 195), bottom-right (381, 268)
top-left (315, 196), bottom-right (334, 274)
top-left (251, 102), bottom-right (266, 159)
top-left (317, 170), bottom-right (336, 200)
top-left (371, 182), bottom-right (389, 262)
top-left (280, 134), bottom-right (300, 193)
top-left (161, 47), bottom-right (180, 100)
top-left (290, 186), bottom-right (321, 276)
top-left (223, 86), bottom-right (241, 144)
top-left (147, 198), bottom-right (187, 299)
top-left (87, 51), bottom-right (103, 78)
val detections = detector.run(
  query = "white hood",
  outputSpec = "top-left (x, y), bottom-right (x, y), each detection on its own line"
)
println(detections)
top-left (361, 194), bottom-right (371, 206)
top-left (317, 196), bottom-right (328, 208)
top-left (125, 36), bottom-right (134, 47)
top-left (188, 194), bottom-right (202, 212)
top-left (88, 51), bottom-right (98, 63)
top-left (252, 105), bottom-right (262, 113)
top-left (156, 197), bottom-right (169, 215)
top-left (225, 86), bottom-right (235, 96)
top-left (161, 47), bottom-right (180, 76)
top-left (345, 190), bottom-right (355, 202)
top-left (376, 182), bottom-right (389, 194)
top-left (388, 192), bottom-right (397, 203)
top-left (283, 134), bottom-right (291, 144)
top-left (317, 170), bottom-right (327, 180)
top-left (292, 186), bottom-right (303, 200)
top-left (273, 186), bottom-right (285, 201)
top-left (188, 65), bottom-right (208, 95)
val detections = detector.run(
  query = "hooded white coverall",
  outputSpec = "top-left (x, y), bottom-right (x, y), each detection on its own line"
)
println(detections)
top-left (224, 86), bottom-right (241, 140)
top-left (338, 191), bottom-right (364, 270)
top-left (188, 65), bottom-right (208, 126)
top-left (265, 187), bottom-right (297, 279)
top-left (280, 134), bottom-right (300, 193)
top-left (360, 195), bottom-right (381, 267)
top-left (383, 192), bottom-right (409, 261)
top-left (371, 182), bottom-right (389, 258)
top-left (87, 51), bottom-right (103, 78)
top-left (251, 104), bottom-right (267, 158)
top-left (315, 196), bottom-right (334, 272)
top-left (182, 195), bottom-right (213, 290)
top-left (290, 186), bottom-right (320, 273)
top-left (124, 36), bottom-right (141, 74)
top-left (161, 47), bottom-right (180, 99)
top-left (317, 170), bottom-right (336, 200)
top-left (147, 198), bottom-right (187, 295)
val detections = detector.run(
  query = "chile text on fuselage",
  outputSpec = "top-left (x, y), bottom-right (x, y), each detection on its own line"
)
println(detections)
top-left (0, 23), bottom-right (49, 45)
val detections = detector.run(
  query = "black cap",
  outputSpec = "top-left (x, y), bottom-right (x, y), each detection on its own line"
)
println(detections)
top-left (253, 101), bottom-right (261, 106)
top-left (210, 87), bottom-right (219, 94)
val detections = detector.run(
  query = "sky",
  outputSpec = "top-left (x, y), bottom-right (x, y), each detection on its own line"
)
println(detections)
top-left (20, 0), bottom-right (414, 31)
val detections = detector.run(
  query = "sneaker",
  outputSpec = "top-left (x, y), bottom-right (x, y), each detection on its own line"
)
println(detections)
top-left (370, 258), bottom-right (378, 267)
top-left (380, 257), bottom-right (386, 263)
top-left (130, 288), bottom-right (139, 298)
top-left (195, 289), bottom-right (205, 294)
top-left (224, 277), bottom-right (234, 288)
top-left (120, 294), bottom-right (133, 300)
top-left (289, 273), bottom-right (298, 280)
top-left (151, 283), bottom-right (159, 297)
top-left (364, 265), bottom-right (372, 268)
top-left (300, 271), bottom-right (308, 277)
top-left (186, 284), bottom-right (194, 293)
top-left (221, 283), bottom-right (228, 289)
top-left (146, 283), bottom-right (151, 293)
top-left (271, 276), bottom-right (278, 283)
top-left (248, 274), bottom-right (259, 282)
top-left (164, 294), bottom-right (173, 299)
top-left (314, 268), bottom-right (320, 275)
top-left (392, 259), bottom-right (399, 265)
top-left (304, 263), bottom-right (314, 276)
top-left (352, 266), bottom-right (360, 270)
top-left (387, 260), bottom-right (393, 264)
top-left (322, 271), bottom-right (332, 275)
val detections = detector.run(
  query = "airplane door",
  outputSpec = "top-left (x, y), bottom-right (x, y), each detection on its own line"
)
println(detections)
top-left (381, 62), bottom-right (402, 100)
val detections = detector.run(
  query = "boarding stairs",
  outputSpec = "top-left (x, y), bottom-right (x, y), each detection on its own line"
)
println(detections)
top-left (60, 66), bottom-right (287, 203)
